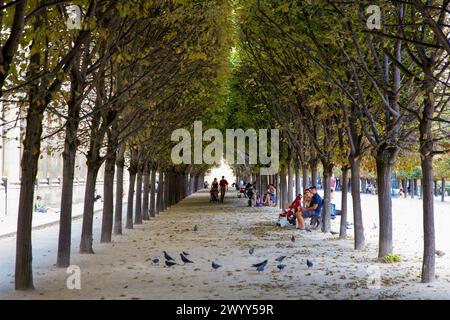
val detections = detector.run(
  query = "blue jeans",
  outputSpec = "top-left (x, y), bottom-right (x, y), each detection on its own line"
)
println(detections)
top-left (302, 211), bottom-right (319, 219)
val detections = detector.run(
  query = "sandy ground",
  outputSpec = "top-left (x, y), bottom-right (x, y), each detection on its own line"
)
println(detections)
top-left (1, 189), bottom-right (450, 300)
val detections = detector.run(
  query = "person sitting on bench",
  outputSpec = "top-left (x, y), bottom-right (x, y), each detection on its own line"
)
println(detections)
top-left (296, 186), bottom-right (322, 227)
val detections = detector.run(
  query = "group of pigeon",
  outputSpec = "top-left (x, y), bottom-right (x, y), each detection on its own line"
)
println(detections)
top-left (152, 246), bottom-right (314, 273)
top-left (157, 251), bottom-right (196, 267)
top-left (150, 224), bottom-right (314, 272)
top-left (152, 250), bottom-right (223, 270)
top-left (247, 247), bottom-right (314, 272)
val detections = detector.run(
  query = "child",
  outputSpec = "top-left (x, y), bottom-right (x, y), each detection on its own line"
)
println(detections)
top-left (255, 194), bottom-right (263, 207)
top-left (34, 196), bottom-right (59, 213)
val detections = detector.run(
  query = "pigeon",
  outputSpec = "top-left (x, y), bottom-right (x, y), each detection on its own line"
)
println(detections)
top-left (249, 248), bottom-right (255, 255)
top-left (193, 225), bottom-right (198, 231)
top-left (256, 264), bottom-right (265, 272)
top-left (180, 253), bottom-right (194, 264)
top-left (306, 259), bottom-right (313, 268)
top-left (152, 258), bottom-right (160, 264)
top-left (163, 251), bottom-right (175, 261)
top-left (252, 260), bottom-right (268, 268)
top-left (436, 250), bottom-right (445, 257)
top-left (165, 260), bottom-right (177, 267)
top-left (182, 251), bottom-right (190, 256)
top-left (291, 235), bottom-right (295, 242)
top-left (212, 261), bottom-right (222, 270)
top-left (275, 256), bottom-right (286, 262)
top-left (277, 264), bottom-right (286, 271)
top-left (330, 231), bottom-right (339, 235)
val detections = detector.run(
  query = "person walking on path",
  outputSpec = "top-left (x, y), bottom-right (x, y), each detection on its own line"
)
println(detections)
top-left (245, 182), bottom-right (254, 207)
top-left (219, 176), bottom-right (228, 203)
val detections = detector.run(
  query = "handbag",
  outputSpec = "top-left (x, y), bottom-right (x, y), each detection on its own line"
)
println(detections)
top-left (276, 216), bottom-right (289, 227)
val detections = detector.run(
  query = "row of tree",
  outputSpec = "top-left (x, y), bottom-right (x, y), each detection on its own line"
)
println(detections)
top-left (1, 0), bottom-right (232, 290)
top-left (226, 0), bottom-right (449, 283)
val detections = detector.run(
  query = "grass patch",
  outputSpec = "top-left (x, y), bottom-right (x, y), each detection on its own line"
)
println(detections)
top-left (247, 221), bottom-right (281, 237)
top-left (381, 254), bottom-right (401, 263)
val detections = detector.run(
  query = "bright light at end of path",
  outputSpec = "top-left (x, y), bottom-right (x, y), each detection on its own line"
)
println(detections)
top-left (205, 160), bottom-right (234, 184)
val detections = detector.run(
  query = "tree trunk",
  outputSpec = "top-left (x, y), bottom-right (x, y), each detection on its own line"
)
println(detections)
top-left (100, 152), bottom-right (116, 243)
top-left (155, 172), bottom-right (161, 214)
top-left (57, 116), bottom-right (78, 267)
top-left (350, 156), bottom-right (365, 250)
top-left (421, 155), bottom-right (435, 282)
top-left (56, 42), bottom-right (89, 266)
top-left (164, 172), bottom-right (170, 209)
top-left (295, 164), bottom-right (301, 197)
top-left (339, 167), bottom-right (349, 239)
top-left (114, 145), bottom-right (125, 235)
top-left (126, 148), bottom-right (139, 229)
top-left (257, 173), bottom-right (262, 197)
top-left (134, 169), bottom-right (143, 224)
top-left (15, 105), bottom-right (45, 290)
top-left (126, 171), bottom-right (136, 229)
top-left (166, 172), bottom-right (169, 208)
top-left (142, 167), bottom-right (150, 220)
top-left (310, 160), bottom-right (318, 187)
top-left (434, 180), bottom-right (438, 197)
top-left (149, 169), bottom-right (156, 217)
top-left (420, 73), bottom-right (436, 282)
top-left (302, 165), bottom-right (308, 192)
top-left (261, 175), bottom-right (268, 197)
top-left (157, 172), bottom-right (164, 213)
top-left (375, 156), bottom-right (394, 258)
top-left (441, 178), bottom-right (445, 202)
top-left (170, 173), bottom-right (175, 205)
top-left (274, 174), bottom-right (280, 207)
top-left (321, 163), bottom-right (333, 233)
top-left (193, 175), bottom-right (198, 192)
top-left (288, 160), bottom-right (294, 202)
top-left (189, 172), bottom-right (195, 195)
top-left (403, 179), bottom-right (407, 198)
top-left (411, 179), bottom-right (415, 199)
top-left (280, 165), bottom-right (288, 208)
top-left (79, 164), bottom-right (101, 253)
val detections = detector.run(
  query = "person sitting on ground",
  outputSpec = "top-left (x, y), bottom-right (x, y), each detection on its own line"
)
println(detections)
top-left (267, 184), bottom-right (277, 204)
top-left (34, 196), bottom-right (59, 213)
top-left (255, 193), bottom-right (263, 207)
top-left (262, 192), bottom-right (270, 206)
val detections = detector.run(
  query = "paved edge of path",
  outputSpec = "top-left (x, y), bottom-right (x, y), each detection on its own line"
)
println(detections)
top-left (0, 207), bottom-right (103, 240)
